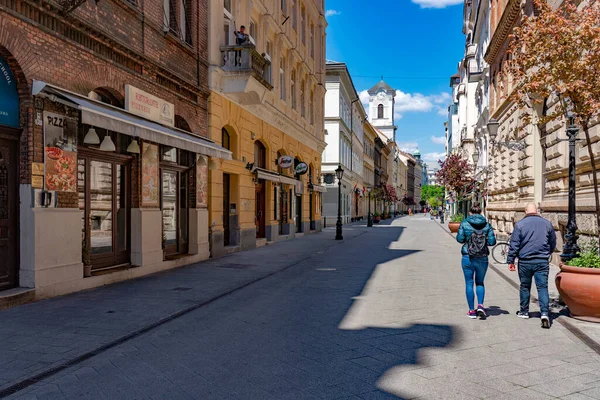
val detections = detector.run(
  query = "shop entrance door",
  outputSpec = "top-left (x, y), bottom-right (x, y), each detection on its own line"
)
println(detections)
top-left (0, 131), bottom-right (19, 290)
top-left (223, 173), bottom-right (230, 246)
top-left (161, 168), bottom-right (189, 256)
top-left (309, 191), bottom-right (314, 230)
top-left (295, 194), bottom-right (302, 233)
top-left (255, 179), bottom-right (266, 238)
top-left (81, 157), bottom-right (131, 270)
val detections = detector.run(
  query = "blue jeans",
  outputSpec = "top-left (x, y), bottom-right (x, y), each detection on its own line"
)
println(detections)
top-left (462, 255), bottom-right (489, 310)
top-left (518, 262), bottom-right (550, 315)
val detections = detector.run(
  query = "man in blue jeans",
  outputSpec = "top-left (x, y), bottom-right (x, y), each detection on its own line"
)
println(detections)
top-left (507, 203), bottom-right (556, 329)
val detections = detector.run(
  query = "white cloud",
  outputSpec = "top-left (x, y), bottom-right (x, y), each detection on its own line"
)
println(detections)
top-left (398, 142), bottom-right (420, 154)
top-left (436, 106), bottom-right (449, 116)
top-left (423, 152), bottom-right (447, 165)
top-left (411, 0), bottom-right (463, 8)
top-left (360, 89), bottom-right (453, 121)
top-left (325, 9), bottom-right (342, 17)
top-left (431, 136), bottom-right (446, 145)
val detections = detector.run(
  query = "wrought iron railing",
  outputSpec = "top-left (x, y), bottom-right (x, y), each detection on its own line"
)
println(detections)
top-left (220, 44), bottom-right (273, 90)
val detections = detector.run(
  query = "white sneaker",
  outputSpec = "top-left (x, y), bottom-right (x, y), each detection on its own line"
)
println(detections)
top-left (516, 311), bottom-right (530, 319)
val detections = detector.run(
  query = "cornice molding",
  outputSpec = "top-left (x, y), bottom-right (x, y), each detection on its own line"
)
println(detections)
top-left (484, 0), bottom-right (521, 64)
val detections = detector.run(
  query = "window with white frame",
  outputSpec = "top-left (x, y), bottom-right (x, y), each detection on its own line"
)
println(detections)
top-left (280, 57), bottom-right (286, 100)
top-left (164, 0), bottom-right (192, 44)
top-left (223, 0), bottom-right (234, 46)
top-left (264, 41), bottom-right (272, 84)
top-left (291, 69), bottom-right (296, 109)
top-left (300, 79), bottom-right (305, 117)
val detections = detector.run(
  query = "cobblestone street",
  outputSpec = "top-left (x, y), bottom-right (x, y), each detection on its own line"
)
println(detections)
top-left (2, 215), bottom-right (600, 399)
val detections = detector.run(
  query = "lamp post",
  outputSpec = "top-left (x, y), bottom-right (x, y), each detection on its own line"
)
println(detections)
top-left (335, 164), bottom-right (344, 240)
top-left (561, 116), bottom-right (581, 262)
top-left (367, 186), bottom-right (373, 227)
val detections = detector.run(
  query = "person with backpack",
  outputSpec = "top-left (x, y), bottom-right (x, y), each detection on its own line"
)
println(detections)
top-left (456, 203), bottom-right (496, 319)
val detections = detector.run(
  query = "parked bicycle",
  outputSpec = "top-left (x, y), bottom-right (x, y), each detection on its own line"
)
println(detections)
top-left (491, 233), bottom-right (511, 264)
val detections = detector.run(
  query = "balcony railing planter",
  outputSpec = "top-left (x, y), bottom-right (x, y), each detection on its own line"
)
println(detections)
top-left (220, 44), bottom-right (273, 90)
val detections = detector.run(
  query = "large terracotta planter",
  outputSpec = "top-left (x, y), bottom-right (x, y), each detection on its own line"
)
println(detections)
top-left (556, 264), bottom-right (600, 323)
top-left (448, 222), bottom-right (460, 233)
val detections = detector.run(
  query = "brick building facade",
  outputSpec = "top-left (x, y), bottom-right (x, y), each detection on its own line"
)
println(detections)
top-left (0, 0), bottom-right (230, 299)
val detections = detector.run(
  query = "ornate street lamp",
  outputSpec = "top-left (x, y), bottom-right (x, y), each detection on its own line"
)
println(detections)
top-left (561, 113), bottom-right (581, 262)
top-left (487, 118), bottom-right (527, 151)
top-left (335, 164), bottom-right (344, 240)
top-left (367, 186), bottom-right (373, 227)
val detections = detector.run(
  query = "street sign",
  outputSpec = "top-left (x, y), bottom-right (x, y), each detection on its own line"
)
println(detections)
top-left (277, 155), bottom-right (293, 168)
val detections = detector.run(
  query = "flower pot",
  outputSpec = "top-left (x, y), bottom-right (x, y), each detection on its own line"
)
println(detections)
top-left (448, 222), bottom-right (460, 233)
top-left (83, 265), bottom-right (92, 278)
top-left (556, 264), bottom-right (600, 322)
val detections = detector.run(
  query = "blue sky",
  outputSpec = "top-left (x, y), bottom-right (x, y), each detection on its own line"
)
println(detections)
top-left (325, 0), bottom-right (465, 167)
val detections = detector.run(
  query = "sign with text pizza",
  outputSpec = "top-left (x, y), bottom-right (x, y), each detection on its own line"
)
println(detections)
top-left (44, 111), bottom-right (77, 192)
top-left (125, 84), bottom-right (175, 127)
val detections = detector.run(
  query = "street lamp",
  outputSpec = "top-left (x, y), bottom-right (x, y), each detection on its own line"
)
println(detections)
top-left (487, 118), bottom-right (527, 151)
top-left (472, 149), bottom-right (480, 165)
top-left (335, 164), bottom-right (344, 240)
top-left (561, 113), bottom-right (581, 262)
top-left (367, 186), bottom-right (373, 227)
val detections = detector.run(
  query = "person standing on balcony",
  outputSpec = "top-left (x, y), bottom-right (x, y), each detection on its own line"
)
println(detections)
top-left (233, 25), bottom-right (249, 66)
top-left (456, 203), bottom-right (496, 319)
top-left (507, 203), bottom-right (556, 329)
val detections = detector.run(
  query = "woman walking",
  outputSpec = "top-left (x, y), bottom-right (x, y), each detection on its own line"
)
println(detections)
top-left (456, 203), bottom-right (496, 319)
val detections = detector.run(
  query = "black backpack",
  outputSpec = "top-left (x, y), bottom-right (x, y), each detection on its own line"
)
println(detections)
top-left (467, 228), bottom-right (489, 257)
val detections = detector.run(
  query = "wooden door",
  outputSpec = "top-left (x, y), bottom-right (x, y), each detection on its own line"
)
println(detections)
top-left (255, 180), bottom-right (266, 238)
top-left (295, 195), bottom-right (302, 233)
top-left (0, 133), bottom-right (18, 290)
top-left (223, 173), bottom-right (230, 246)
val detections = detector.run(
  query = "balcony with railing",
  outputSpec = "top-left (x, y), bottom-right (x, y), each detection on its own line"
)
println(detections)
top-left (219, 44), bottom-right (273, 104)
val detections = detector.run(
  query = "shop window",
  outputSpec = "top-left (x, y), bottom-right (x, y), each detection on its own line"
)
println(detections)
top-left (222, 128), bottom-right (231, 150)
top-left (161, 147), bottom-right (193, 257)
top-left (254, 141), bottom-right (266, 169)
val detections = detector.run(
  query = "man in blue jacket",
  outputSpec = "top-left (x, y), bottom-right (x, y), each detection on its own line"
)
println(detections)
top-left (507, 203), bottom-right (556, 329)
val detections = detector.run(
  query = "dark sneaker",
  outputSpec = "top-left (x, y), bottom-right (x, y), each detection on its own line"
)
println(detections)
top-left (477, 304), bottom-right (488, 319)
top-left (541, 314), bottom-right (550, 329)
top-left (516, 311), bottom-right (530, 319)
top-left (467, 310), bottom-right (477, 319)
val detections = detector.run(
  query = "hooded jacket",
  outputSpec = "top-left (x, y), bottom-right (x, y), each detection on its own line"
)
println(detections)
top-left (456, 214), bottom-right (496, 256)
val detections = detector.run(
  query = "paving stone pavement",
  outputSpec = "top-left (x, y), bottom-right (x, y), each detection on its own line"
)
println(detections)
top-left (2, 215), bottom-right (600, 399)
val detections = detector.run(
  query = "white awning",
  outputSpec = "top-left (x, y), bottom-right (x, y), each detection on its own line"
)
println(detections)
top-left (279, 175), bottom-right (298, 186)
top-left (312, 185), bottom-right (327, 193)
top-left (32, 81), bottom-right (232, 160)
top-left (256, 168), bottom-right (281, 183)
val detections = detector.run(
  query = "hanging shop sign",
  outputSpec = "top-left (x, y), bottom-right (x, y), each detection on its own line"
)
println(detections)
top-left (0, 56), bottom-right (19, 128)
top-left (44, 111), bottom-right (77, 192)
top-left (125, 84), bottom-right (174, 127)
top-left (294, 162), bottom-right (308, 175)
top-left (277, 155), bottom-right (293, 169)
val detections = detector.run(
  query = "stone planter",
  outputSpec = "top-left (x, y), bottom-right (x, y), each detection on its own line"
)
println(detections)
top-left (448, 222), bottom-right (460, 233)
top-left (556, 264), bottom-right (600, 323)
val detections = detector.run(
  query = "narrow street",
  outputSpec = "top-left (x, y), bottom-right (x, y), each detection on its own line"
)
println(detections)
top-left (2, 215), bottom-right (600, 400)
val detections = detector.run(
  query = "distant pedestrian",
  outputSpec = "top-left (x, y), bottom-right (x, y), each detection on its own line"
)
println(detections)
top-left (408, 208), bottom-right (412, 216)
top-left (456, 203), bottom-right (496, 319)
top-left (507, 203), bottom-right (556, 329)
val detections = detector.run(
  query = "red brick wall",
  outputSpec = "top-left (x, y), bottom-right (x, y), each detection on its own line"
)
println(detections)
top-left (0, 0), bottom-right (209, 187)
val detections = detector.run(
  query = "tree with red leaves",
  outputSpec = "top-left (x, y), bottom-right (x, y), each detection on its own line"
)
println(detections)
top-left (436, 154), bottom-right (475, 201)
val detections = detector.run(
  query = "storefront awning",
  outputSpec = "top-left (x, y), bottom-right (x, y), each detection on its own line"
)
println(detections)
top-left (32, 81), bottom-right (232, 160)
top-left (254, 168), bottom-right (299, 186)
top-left (311, 185), bottom-right (327, 193)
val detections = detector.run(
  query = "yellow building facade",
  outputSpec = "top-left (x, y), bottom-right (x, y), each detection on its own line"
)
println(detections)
top-left (207, 0), bottom-right (327, 256)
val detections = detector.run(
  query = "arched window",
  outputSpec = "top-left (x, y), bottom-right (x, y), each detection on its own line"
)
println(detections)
top-left (254, 141), bottom-right (266, 169)
top-left (377, 104), bottom-right (384, 119)
top-left (222, 128), bottom-right (231, 150)
top-left (175, 115), bottom-right (192, 132)
top-left (300, 79), bottom-right (306, 117)
top-left (89, 87), bottom-right (124, 108)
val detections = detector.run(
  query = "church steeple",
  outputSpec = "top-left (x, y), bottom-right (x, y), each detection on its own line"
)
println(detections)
top-left (367, 79), bottom-right (397, 142)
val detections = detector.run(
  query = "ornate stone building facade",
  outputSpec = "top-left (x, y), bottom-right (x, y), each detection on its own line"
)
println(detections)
top-left (485, 0), bottom-right (599, 261)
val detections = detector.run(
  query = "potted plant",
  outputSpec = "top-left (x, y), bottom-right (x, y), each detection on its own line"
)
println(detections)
top-left (556, 242), bottom-right (600, 322)
top-left (373, 213), bottom-right (381, 223)
top-left (448, 214), bottom-right (464, 233)
top-left (82, 235), bottom-right (92, 277)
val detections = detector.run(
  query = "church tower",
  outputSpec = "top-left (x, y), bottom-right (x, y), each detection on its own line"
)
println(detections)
top-left (367, 79), bottom-right (397, 142)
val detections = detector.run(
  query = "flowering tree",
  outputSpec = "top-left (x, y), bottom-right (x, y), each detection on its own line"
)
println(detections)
top-left (436, 154), bottom-right (475, 200)
top-left (402, 194), bottom-right (416, 206)
top-left (508, 0), bottom-right (600, 250)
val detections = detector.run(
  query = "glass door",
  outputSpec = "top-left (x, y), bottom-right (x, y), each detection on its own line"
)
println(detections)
top-left (162, 170), bottom-right (178, 255)
top-left (82, 157), bottom-right (131, 270)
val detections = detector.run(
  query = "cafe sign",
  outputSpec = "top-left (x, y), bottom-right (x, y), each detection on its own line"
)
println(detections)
top-left (125, 84), bottom-right (174, 127)
top-left (295, 162), bottom-right (308, 175)
top-left (277, 155), bottom-right (293, 169)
